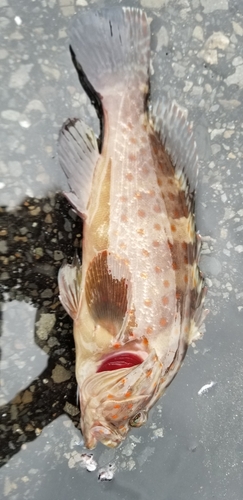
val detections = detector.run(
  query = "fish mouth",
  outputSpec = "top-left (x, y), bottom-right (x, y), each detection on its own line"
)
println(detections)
top-left (97, 352), bottom-right (144, 372)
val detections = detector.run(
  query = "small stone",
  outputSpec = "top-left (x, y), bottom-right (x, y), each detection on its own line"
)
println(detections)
top-left (192, 26), bottom-right (204, 41)
top-left (0, 271), bottom-right (9, 280)
top-left (48, 336), bottom-right (59, 347)
top-left (29, 206), bottom-right (41, 216)
top-left (45, 213), bottom-right (52, 223)
top-left (141, 0), bottom-right (167, 6)
top-left (25, 423), bottom-right (34, 432)
top-left (200, 0), bottom-right (228, 14)
top-left (58, 28), bottom-right (67, 39)
top-left (41, 64), bottom-right (60, 81)
top-left (64, 401), bottom-right (79, 416)
top-left (211, 144), bottom-right (221, 155)
top-left (232, 21), bottom-right (243, 37)
top-left (219, 99), bottom-right (241, 109)
top-left (157, 26), bottom-right (168, 50)
top-left (34, 247), bottom-right (44, 258)
top-left (198, 48), bottom-right (218, 65)
top-left (235, 245), bottom-right (243, 253)
top-left (25, 99), bottom-right (46, 113)
top-left (43, 203), bottom-right (52, 213)
top-left (224, 130), bottom-right (234, 138)
top-left (4, 477), bottom-right (17, 496)
top-left (54, 250), bottom-right (64, 261)
top-left (2, 109), bottom-right (21, 121)
top-left (41, 288), bottom-right (53, 298)
top-left (225, 65), bottom-right (243, 88)
top-left (52, 364), bottom-right (72, 383)
top-left (204, 32), bottom-right (230, 50)
top-left (22, 390), bottom-right (33, 404)
top-left (36, 313), bottom-right (56, 340)
top-left (183, 81), bottom-right (193, 92)
top-left (63, 218), bottom-right (72, 232)
top-left (9, 64), bottom-right (33, 89)
top-left (0, 240), bottom-right (7, 254)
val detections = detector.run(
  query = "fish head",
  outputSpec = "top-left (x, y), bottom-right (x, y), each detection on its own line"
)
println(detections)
top-left (80, 350), bottom-right (163, 448)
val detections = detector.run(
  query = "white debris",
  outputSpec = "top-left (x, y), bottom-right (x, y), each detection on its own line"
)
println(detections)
top-left (98, 463), bottom-right (116, 482)
top-left (235, 245), bottom-right (243, 253)
top-left (198, 381), bottom-right (216, 395)
top-left (80, 453), bottom-right (97, 472)
top-left (19, 120), bottom-right (31, 128)
top-left (14, 16), bottom-right (22, 25)
top-left (200, 0), bottom-right (228, 14)
top-left (157, 26), bottom-right (169, 50)
top-left (225, 64), bottom-right (243, 89)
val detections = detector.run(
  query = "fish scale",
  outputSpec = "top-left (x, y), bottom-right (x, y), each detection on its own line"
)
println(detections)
top-left (57, 6), bottom-right (207, 449)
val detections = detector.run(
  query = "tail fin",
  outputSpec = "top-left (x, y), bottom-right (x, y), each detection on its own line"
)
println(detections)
top-left (69, 7), bottom-right (150, 95)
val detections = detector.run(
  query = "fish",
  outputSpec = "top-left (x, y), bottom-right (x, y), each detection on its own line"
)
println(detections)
top-left (58, 6), bottom-right (207, 449)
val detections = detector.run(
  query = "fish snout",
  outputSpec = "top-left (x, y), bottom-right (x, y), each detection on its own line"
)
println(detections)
top-left (84, 422), bottom-right (124, 449)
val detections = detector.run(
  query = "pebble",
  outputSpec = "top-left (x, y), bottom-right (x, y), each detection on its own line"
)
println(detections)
top-left (200, 0), bottom-right (228, 14)
top-left (34, 247), bottom-right (44, 258)
top-left (9, 64), bottom-right (33, 89)
top-left (235, 245), bottom-right (243, 253)
top-left (156, 26), bottom-right (168, 50)
top-left (51, 364), bottom-right (71, 383)
top-left (0, 240), bottom-right (8, 254)
top-left (41, 288), bottom-right (53, 298)
top-left (64, 402), bottom-right (79, 417)
top-left (36, 313), bottom-right (56, 340)
top-left (192, 26), bottom-right (204, 42)
top-left (54, 250), bottom-right (64, 261)
top-left (225, 65), bottom-right (243, 88)
top-left (2, 109), bottom-right (21, 121)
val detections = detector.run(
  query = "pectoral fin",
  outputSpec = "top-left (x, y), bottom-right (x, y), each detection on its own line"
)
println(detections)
top-left (58, 253), bottom-right (82, 320)
top-left (58, 118), bottom-right (100, 217)
top-left (85, 251), bottom-right (132, 336)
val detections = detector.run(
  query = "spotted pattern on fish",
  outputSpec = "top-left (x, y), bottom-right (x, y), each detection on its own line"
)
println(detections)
top-left (58, 6), bottom-right (207, 450)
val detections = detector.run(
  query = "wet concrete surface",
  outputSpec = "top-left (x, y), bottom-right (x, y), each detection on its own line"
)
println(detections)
top-left (1, 0), bottom-right (243, 498)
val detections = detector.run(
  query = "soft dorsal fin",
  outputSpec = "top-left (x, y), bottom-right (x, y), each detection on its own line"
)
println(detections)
top-left (58, 118), bottom-right (100, 217)
top-left (85, 251), bottom-right (131, 337)
top-left (151, 99), bottom-right (198, 212)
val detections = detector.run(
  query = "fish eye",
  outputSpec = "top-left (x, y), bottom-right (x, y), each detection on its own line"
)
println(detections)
top-left (129, 411), bottom-right (147, 428)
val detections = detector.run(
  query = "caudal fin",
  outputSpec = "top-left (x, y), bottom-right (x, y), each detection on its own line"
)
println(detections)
top-left (69, 7), bottom-right (150, 95)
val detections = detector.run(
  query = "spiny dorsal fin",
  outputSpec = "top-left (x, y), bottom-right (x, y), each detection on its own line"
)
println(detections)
top-left (151, 98), bottom-right (198, 212)
top-left (85, 251), bottom-right (131, 337)
top-left (58, 118), bottom-right (100, 217)
top-left (58, 253), bottom-right (82, 320)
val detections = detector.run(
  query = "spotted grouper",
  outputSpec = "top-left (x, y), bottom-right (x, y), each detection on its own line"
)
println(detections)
top-left (58, 6), bottom-right (207, 449)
